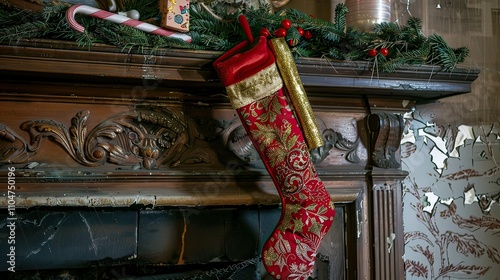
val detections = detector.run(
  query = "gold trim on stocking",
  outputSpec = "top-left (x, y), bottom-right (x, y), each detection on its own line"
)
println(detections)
top-left (270, 38), bottom-right (324, 150)
top-left (226, 64), bottom-right (283, 109)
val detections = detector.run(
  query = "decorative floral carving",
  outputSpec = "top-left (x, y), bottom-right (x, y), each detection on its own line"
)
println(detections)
top-left (220, 119), bottom-right (361, 167)
top-left (310, 128), bottom-right (360, 164)
top-left (0, 123), bottom-right (31, 163)
top-left (219, 120), bottom-right (264, 168)
top-left (1, 108), bottom-right (211, 169)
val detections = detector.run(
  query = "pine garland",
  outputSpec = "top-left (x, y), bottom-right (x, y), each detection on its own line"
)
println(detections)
top-left (0, 1), bottom-right (469, 72)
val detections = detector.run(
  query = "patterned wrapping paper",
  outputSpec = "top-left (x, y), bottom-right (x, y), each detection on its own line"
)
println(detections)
top-left (160, 0), bottom-right (189, 32)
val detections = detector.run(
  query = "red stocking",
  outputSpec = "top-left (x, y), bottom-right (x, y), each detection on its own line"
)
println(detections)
top-left (213, 19), bottom-right (335, 280)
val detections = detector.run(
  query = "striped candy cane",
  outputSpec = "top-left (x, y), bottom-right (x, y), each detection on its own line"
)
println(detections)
top-left (66, 4), bottom-right (192, 43)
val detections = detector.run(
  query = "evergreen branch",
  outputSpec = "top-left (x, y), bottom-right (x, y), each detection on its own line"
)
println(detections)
top-left (279, 7), bottom-right (309, 21)
top-left (190, 18), bottom-right (228, 36)
top-left (42, 2), bottom-right (71, 22)
top-left (0, 2), bottom-right (470, 72)
top-left (292, 45), bottom-right (314, 58)
top-left (0, 7), bottom-right (38, 27)
top-left (96, 25), bottom-right (150, 51)
top-left (345, 27), bottom-right (373, 48)
top-left (0, 8), bottom-right (10, 21)
top-left (381, 51), bottom-right (426, 72)
top-left (153, 33), bottom-right (193, 49)
top-left (0, 21), bottom-right (49, 43)
top-left (285, 26), bottom-right (301, 44)
top-left (333, 3), bottom-right (348, 30)
top-left (75, 31), bottom-right (95, 48)
top-left (429, 34), bottom-right (461, 71)
top-left (319, 23), bottom-right (343, 43)
top-left (454, 46), bottom-right (470, 64)
top-left (327, 47), bottom-right (344, 60)
top-left (199, 33), bottom-right (233, 51)
top-left (407, 17), bottom-right (423, 32)
top-left (344, 49), bottom-right (365, 61)
top-left (374, 21), bottom-right (402, 39)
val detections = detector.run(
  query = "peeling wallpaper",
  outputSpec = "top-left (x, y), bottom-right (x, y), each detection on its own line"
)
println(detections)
top-left (401, 114), bottom-right (500, 279)
top-left (399, 3), bottom-right (500, 277)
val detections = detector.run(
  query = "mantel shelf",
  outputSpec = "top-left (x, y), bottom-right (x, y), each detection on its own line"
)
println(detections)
top-left (0, 168), bottom-right (407, 208)
top-left (0, 39), bottom-right (479, 103)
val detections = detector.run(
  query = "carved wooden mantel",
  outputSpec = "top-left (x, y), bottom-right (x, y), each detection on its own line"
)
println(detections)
top-left (0, 40), bottom-right (479, 279)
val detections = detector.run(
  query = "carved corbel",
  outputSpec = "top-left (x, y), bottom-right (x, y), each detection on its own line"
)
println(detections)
top-left (366, 112), bottom-right (404, 169)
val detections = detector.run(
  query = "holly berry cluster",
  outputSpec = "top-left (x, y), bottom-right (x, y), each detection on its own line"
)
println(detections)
top-left (259, 19), bottom-right (313, 47)
top-left (368, 47), bottom-right (389, 58)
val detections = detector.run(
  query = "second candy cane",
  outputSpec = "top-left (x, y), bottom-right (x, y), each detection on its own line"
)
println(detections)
top-left (66, 4), bottom-right (192, 43)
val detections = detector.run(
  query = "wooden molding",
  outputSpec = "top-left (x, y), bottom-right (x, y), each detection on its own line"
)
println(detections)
top-left (0, 40), bottom-right (479, 103)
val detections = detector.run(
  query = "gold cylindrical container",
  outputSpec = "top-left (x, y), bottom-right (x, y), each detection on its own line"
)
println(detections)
top-left (345, 0), bottom-right (392, 32)
top-left (269, 38), bottom-right (324, 150)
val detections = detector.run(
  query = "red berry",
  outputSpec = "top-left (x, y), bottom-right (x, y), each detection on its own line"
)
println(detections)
top-left (288, 38), bottom-right (298, 47)
top-left (303, 30), bottom-right (313, 40)
top-left (281, 19), bottom-right (292, 29)
top-left (297, 27), bottom-right (304, 37)
top-left (260, 28), bottom-right (270, 38)
top-left (380, 47), bottom-right (389, 57)
top-left (368, 49), bottom-right (377, 57)
top-left (274, 28), bottom-right (287, 37)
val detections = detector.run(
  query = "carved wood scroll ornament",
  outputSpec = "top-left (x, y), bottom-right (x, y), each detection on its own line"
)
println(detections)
top-left (220, 120), bottom-right (360, 167)
top-left (1, 108), bottom-right (361, 170)
top-left (367, 112), bottom-right (404, 169)
top-left (310, 128), bottom-right (360, 164)
top-left (0, 108), bottom-right (211, 169)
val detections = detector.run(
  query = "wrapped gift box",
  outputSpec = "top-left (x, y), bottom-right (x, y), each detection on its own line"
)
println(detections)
top-left (160, 0), bottom-right (189, 32)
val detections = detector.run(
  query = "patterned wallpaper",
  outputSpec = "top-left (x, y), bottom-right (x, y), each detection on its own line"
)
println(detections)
top-left (285, 0), bottom-right (500, 278)
top-left (401, 112), bottom-right (500, 279)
